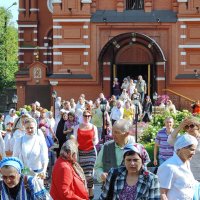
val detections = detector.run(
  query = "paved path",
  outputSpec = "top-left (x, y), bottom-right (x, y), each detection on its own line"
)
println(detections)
top-left (94, 183), bottom-right (102, 200)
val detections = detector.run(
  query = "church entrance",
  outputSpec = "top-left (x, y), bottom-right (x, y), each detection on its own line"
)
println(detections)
top-left (99, 32), bottom-right (166, 98)
top-left (114, 64), bottom-right (155, 96)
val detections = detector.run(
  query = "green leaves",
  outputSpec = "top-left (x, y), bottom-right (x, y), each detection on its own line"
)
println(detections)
top-left (0, 7), bottom-right (18, 92)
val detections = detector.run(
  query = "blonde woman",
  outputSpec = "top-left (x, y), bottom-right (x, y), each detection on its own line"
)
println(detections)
top-left (13, 117), bottom-right (48, 177)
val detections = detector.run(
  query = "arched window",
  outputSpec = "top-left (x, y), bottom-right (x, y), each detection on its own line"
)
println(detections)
top-left (126, 0), bottom-right (144, 10)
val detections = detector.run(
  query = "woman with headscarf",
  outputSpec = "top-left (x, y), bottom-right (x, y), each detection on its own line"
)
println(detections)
top-left (50, 139), bottom-right (89, 200)
top-left (168, 116), bottom-right (200, 181)
top-left (9, 110), bottom-right (31, 154)
top-left (158, 134), bottom-right (199, 200)
top-left (63, 112), bottom-right (78, 141)
top-left (55, 111), bottom-right (68, 157)
top-left (100, 142), bottom-right (160, 200)
top-left (13, 117), bottom-right (48, 178)
top-left (4, 109), bottom-right (18, 157)
top-left (0, 157), bottom-right (50, 199)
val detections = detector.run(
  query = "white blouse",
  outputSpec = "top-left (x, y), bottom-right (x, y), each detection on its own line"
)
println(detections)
top-left (13, 134), bottom-right (48, 172)
top-left (158, 153), bottom-right (197, 200)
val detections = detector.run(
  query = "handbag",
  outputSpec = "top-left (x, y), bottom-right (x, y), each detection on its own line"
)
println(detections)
top-left (105, 168), bottom-right (118, 200)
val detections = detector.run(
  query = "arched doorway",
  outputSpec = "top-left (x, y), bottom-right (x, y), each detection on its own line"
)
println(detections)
top-left (98, 32), bottom-right (166, 98)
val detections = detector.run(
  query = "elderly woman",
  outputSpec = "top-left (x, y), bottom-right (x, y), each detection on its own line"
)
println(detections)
top-left (0, 157), bottom-right (49, 199)
top-left (10, 110), bottom-right (31, 153)
top-left (50, 140), bottom-right (89, 200)
top-left (13, 117), bottom-right (48, 178)
top-left (100, 142), bottom-right (160, 199)
top-left (158, 134), bottom-right (198, 200)
top-left (168, 116), bottom-right (200, 181)
top-left (74, 110), bottom-right (98, 198)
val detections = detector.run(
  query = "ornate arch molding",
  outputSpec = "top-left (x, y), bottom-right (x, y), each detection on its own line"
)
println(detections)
top-left (98, 32), bottom-right (166, 64)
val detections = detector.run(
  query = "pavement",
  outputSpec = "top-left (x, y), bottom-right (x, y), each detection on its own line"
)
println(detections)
top-left (94, 182), bottom-right (102, 200)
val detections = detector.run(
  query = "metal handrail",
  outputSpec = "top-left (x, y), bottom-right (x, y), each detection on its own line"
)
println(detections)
top-left (163, 89), bottom-right (195, 102)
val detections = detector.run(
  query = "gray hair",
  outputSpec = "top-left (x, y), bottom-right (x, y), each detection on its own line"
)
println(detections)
top-left (113, 119), bottom-right (132, 133)
top-left (60, 140), bottom-right (78, 158)
top-left (164, 117), bottom-right (174, 123)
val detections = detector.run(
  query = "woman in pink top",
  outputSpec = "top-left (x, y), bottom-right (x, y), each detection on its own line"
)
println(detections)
top-left (74, 110), bottom-right (98, 199)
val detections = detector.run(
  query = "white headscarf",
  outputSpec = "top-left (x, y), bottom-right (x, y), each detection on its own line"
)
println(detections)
top-left (174, 134), bottom-right (198, 152)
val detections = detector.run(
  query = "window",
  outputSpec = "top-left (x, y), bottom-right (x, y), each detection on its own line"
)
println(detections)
top-left (126, 0), bottom-right (144, 10)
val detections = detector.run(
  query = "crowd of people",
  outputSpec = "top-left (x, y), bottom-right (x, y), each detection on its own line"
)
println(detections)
top-left (0, 74), bottom-right (199, 199)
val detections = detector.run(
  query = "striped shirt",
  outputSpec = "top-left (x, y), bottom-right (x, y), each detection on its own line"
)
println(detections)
top-left (155, 128), bottom-right (174, 160)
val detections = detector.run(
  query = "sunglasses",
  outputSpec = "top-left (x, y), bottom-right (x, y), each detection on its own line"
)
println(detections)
top-left (185, 124), bottom-right (196, 129)
top-left (2, 175), bottom-right (16, 181)
top-left (83, 115), bottom-right (91, 118)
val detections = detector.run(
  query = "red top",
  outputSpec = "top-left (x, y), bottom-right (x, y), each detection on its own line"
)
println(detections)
top-left (77, 127), bottom-right (94, 151)
top-left (193, 105), bottom-right (200, 114)
top-left (50, 157), bottom-right (89, 200)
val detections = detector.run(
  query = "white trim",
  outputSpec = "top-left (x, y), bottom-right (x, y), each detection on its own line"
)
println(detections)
top-left (30, 8), bottom-right (39, 11)
top-left (43, 52), bottom-right (52, 55)
top-left (181, 62), bottom-right (187, 65)
top-left (177, 0), bottom-right (188, 2)
top-left (33, 39), bottom-right (38, 41)
top-left (44, 61), bottom-right (52, 64)
top-left (44, 43), bottom-right (49, 47)
top-left (18, 8), bottom-right (26, 12)
top-left (52, 0), bottom-right (62, 3)
top-left (53, 61), bottom-right (62, 65)
top-left (179, 45), bottom-right (200, 48)
top-left (53, 19), bottom-right (90, 22)
top-left (178, 18), bottom-right (200, 21)
top-left (180, 35), bottom-right (186, 39)
top-left (48, 37), bottom-right (52, 40)
top-left (18, 24), bottom-right (37, 28)
top-left (156, 77), bottom-right (165, 81)
top-left (53, 35), bottom-right (62, 39)
top-left (103, 77), bottom-right (111, 81)
top-left (53, 45), bottom-right (90, 48)
top-left (18, 52), bottom-right (24, 55)
top-left (18, 61), bottom-right (24, 64)
top-left (180, 24), bottom-right (187, 29)
top-left (53, 52), bottom-right (62, 55)
top-left (19, 47), bottom-right (53, 50)
top-left (83, 25), bottom-right (89, 29)
top-left (50, 81), bottom-right (58, 86)
top-left (83, 62), bottom-right (89, 65)
top-left (53, 25), bottom-right (62, 29)
top-left (33, 30), bottom-right (38, 33)
top-left (18, 39), bottom-right (24, 41)
top-left (44, 37), bottom-right (48, 39)
top-left (83, 35), bottom-right (89, 39)
top-left (18, 30), bottom-right (24, 33)
top-left (156, 62), bottom-right (165, 65)
top-left (81, 0), bottom-right (92, 3)
top-left (181, 52), bottom-right (187, 56)
top-left (33, 52), bottom-right (38, 55)
top-left (83, 52), bottom-right (89, 55)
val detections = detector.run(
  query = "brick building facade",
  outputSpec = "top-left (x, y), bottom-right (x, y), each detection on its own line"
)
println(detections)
top-left (16, 0), bottom-right (200, 109)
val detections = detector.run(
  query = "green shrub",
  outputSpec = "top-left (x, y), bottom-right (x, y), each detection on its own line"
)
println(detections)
top-left (144, 142), bottom-right (154, 167)
top-left (139, 110), bottom-right (192, 144)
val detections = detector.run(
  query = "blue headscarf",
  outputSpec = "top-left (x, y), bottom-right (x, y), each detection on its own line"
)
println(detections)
top-left (0, 157), bottom-right (24, 174)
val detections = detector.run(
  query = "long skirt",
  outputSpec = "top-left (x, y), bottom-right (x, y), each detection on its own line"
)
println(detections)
top-left (79, 148), bottom-right (97, 188)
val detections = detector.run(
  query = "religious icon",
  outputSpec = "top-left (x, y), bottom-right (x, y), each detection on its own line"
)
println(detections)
top-left (33, 67), bottom-right (42, 79)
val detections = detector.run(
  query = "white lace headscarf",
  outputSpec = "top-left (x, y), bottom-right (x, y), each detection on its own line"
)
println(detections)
top-left (174, 134), bottom-right (198, 152)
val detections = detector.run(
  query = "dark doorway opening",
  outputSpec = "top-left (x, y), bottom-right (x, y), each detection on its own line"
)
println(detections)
top-left (114, 64), bottom-right (156, 97)
top-left (25, 85), bottom-right (51, 110)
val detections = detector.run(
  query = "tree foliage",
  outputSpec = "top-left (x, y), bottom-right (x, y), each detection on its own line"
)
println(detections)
top-left (0, 7), bottom-right (18, 92)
